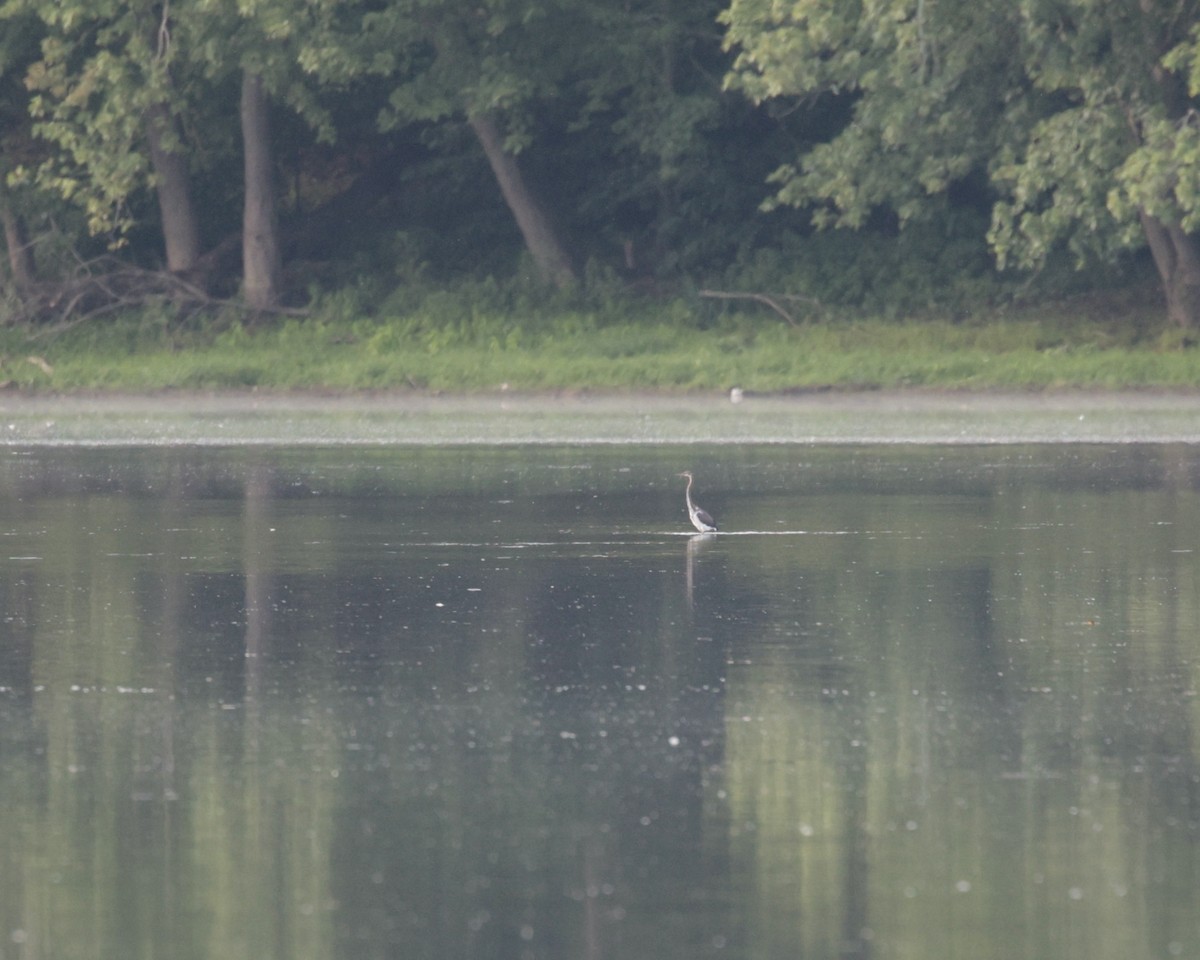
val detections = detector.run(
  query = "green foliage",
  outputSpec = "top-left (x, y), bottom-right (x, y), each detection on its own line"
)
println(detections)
top-left (324, 0), bottom-right (579, 140)
top-left (0, 275), bottom-right (1184, 393)
top-left (1, 0), bottom-right (339, 253)
top-left (724, 215), bottom-right (1014, 317)
top-left (723, 0), bottom-right (1021, 227)
top-left (990, 106), bottom-right (1141, 270)
top-left (722, 0), bottom-right (1200, 311)
top-left (986, 1), bottom-right (1200, 274)
top-left (5, 0), bottom-right (174, 238)
top-left (0, 0), bottom-right (1193, 334)
top-left (1113, 116), bottom-right (1200, 233)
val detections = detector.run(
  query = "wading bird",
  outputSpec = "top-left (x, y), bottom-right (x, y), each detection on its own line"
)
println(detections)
top-left (678, 471), bottom-right (718, 533)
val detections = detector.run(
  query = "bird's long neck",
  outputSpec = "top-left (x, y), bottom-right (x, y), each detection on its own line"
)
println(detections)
top-left (684, 475), bottom-right (696, 510)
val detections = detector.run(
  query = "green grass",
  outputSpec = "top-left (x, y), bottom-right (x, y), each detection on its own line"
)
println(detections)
top-left (2, 293), bottom-right (1198, 393)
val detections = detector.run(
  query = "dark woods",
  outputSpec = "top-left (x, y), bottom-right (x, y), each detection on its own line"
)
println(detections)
top-left (0, 0), bottom-right (1198, 328)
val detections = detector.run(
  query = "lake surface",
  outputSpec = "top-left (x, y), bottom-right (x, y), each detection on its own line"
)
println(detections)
top-left (1, 441), bottom-right (1199, 960)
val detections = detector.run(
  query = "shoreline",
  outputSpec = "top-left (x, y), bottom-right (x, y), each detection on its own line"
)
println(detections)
top-left (1, 388), bottom-right (1199, 445)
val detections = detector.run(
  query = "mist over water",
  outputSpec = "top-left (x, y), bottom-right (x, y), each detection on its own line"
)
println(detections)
top-left (0, 443), bottom-right (1197, 959)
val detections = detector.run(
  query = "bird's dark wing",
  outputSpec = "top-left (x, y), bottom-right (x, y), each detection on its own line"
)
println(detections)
top-left (696, 508), bottom-right (717, 530)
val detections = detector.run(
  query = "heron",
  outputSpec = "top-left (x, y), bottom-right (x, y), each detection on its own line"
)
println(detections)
top-left (677, 471), bottom-right (718, 533)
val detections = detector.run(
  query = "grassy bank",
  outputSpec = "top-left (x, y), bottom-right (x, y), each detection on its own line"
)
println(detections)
top-left (1, 291), bottom-right (1196, 393)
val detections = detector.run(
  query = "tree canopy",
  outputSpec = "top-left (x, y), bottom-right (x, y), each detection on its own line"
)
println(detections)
top-left (0, 0), bottom-right (1198, 326)
top-left (723, 0), bottom-right (1200, 325)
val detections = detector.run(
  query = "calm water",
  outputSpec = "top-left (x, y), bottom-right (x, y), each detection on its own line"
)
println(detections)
top-left (0, 444), bottom-right (1198, 960)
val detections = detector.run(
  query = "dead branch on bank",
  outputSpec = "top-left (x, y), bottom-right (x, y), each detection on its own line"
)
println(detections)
top-left (6, 253), bottom-right (307, 338)
top-left (698, 289), bottom-right (823, 326)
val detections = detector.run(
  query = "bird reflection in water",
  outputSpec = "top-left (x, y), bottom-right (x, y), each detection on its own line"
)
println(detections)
top-left (684, 531), bottom-right (716, 610)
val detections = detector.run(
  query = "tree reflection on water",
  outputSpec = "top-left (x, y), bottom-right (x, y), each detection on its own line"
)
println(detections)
top-left (0, 444), bottom-right (1197, 960)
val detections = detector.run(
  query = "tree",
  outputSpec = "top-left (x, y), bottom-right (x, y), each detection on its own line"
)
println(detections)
top-left (468, 111), bottom-right (574, 288)
top-left (6, 0), bottom-right (204, 272)
top-left (0, 181), bottom-right (34, 290)
top-left (194, 0), bottom-right (342, 308)
top-left (191, 1), bottom-right (297, 309)
top-left (7, 0), bottom-right (338, 306)
top-left (146, 102), bottom-right (202, 273)
top-left (240, 68), bottom-right (283, 309)
top-left (722, 0), bottom-right (1200, 327)
top-left (0, 11), bottom-right (41, 290)
top-left (307, 0), bottom-right (579, 288)
top-left (567, 0), bottom-right (747, 273)
top-left (991, 1), bottom-right (1200, 329)
top-left (723, 0), bottom-right (1021, 225)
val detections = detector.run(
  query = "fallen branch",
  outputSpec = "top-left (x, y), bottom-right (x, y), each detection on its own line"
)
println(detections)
top-left (698, 289), bottom-right (822, 326)
top-left (9, 255), bottom-right (306, 337)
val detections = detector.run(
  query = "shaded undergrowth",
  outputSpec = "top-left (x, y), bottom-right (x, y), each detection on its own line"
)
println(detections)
top-left (0, 285), bottom-right (1192, 393)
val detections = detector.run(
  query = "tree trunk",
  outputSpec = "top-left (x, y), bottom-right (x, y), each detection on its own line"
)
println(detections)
top-left (146, 102), bottom-right (201, 274)
top-left (0, 195), bottom-right (34, 292)
top-left (468, 112), bottom-right (576, 290)
top-left (1140, 210), bottom-right (1200, 328)
top-left (240, 70), bottom-right (283, 310)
